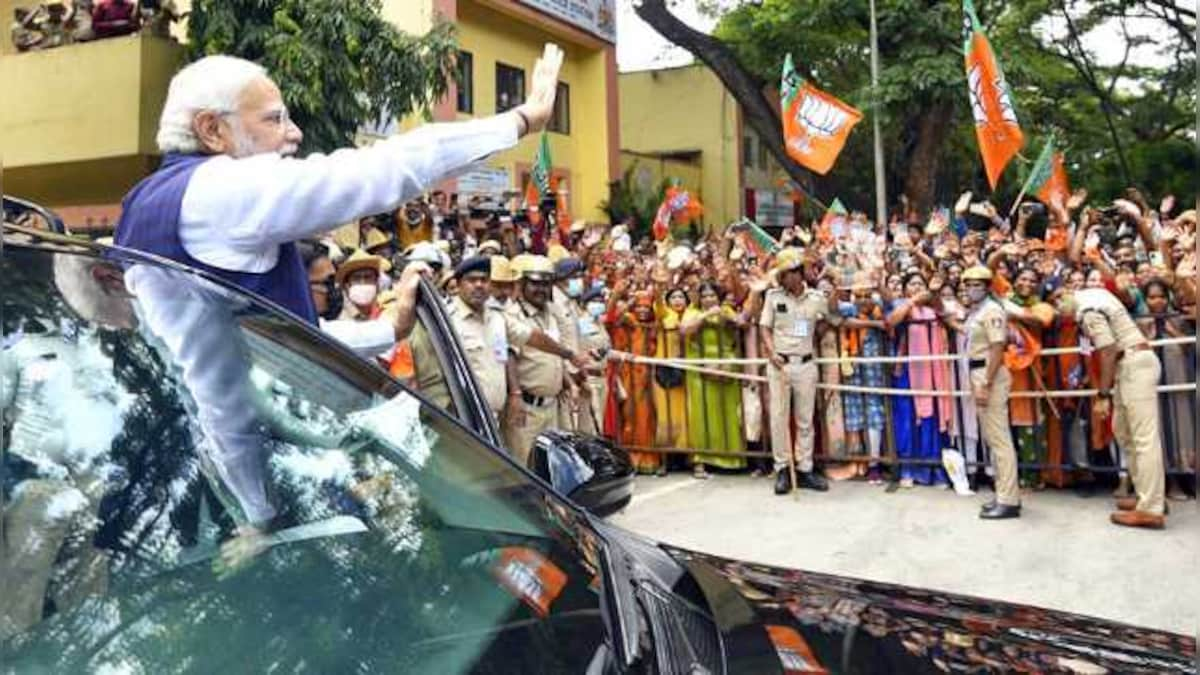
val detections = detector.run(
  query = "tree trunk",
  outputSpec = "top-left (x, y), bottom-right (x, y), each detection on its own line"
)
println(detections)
top-left (902, 102), bottom-right (953, 216)
top-left (634, 0), bottom-right (824, 208)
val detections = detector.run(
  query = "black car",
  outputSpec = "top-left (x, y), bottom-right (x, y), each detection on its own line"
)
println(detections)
top-left (1, 219), bottom-right (1194, 673)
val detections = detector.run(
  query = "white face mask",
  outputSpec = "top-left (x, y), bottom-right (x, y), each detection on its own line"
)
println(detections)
top-left (966, 287), bottom-right (987, 304)
top-left (586, 302), bottom-right (606, 318)
top-left (348, 283), bottom-right (379, 306)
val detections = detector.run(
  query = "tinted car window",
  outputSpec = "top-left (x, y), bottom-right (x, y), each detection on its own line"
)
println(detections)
top-left (1, 244), bottom-right (608, 672)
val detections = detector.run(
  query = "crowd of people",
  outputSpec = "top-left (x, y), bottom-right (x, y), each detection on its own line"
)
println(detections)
top-left (301, 184), bottom-right (1197, 528)
top-left (11, 0), bottom-right (179, 53)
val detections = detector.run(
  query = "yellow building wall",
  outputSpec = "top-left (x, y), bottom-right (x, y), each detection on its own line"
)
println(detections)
top-left (618, 152), bottom-right (702, 199)
top-left (619, 65), bottom-right (743, 226)
top-left (433, 0), bottom-right (614, 223)
top-left (0, 35), bottom-right (185, 205)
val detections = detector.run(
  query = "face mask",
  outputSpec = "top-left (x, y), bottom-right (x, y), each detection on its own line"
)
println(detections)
top-left (966, 287), bottom-right (987, 304)
top-left (348, 283), bottom-right (379, 306)
top-left (587, 302), bottom-right (605, 318)
top-left (566, 278), bottom-right (584, 298)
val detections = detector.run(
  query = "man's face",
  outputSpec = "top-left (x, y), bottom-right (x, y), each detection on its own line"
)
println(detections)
top-left (780, 268), bottom-right (805, 294)
top-left (521, 277), bottom-right (551, 308)
top-left (308, 256), bottom-right (336, 316)
top-left (459, 272), bottom-right (490, 310)
top-left (208, 77), bottom-right (303, 158)
top-left (491, 280), bottom-right (514, 302)
top-left (1115, 245), bottom-right (1136, 268)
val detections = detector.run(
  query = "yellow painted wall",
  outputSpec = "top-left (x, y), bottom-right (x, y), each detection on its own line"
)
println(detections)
top-left (0, 35), bottom-right (185, 205)
top-left (620, 64), bottom-right (747, 226)
top-left (619, 152), bottom-right (702, 198)
top-left (392, 0), bottom-right (614, 223)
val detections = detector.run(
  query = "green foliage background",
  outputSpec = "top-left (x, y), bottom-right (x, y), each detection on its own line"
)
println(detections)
top-left (708, 0), bottom-right (1195, 208)
top-left (187, 0), bottom-right (459, 154)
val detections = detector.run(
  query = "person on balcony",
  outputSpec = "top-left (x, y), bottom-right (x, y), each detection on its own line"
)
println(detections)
top-left (92, 0), bottom-right (138, 39)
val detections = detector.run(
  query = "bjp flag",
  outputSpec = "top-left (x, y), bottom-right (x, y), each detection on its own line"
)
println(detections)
top-left (1020, 134), bottom-right (1070, 210)
top-left (780, 54), bottom-right (862, 175)
top-left (964, 0), bottom-right (1024, 189)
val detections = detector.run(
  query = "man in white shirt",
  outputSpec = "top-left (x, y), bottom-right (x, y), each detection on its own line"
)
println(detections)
top-left (112, 44), bottom-right (565, 550)
top-left (115, 43), bottom-right (565, 327)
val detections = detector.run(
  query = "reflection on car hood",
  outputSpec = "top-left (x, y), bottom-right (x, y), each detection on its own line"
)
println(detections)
top-left (666, 546), bottom-right (1195, 674)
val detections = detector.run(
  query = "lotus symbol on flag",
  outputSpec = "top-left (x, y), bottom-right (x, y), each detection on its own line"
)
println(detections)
top-left (779, 53), bottom-right (862, 175)
top-left (968, 65), bottom-right (1018, 129)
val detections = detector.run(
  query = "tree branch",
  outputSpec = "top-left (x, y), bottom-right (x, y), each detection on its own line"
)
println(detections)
top-left (633, 0), bottom-right (827, 211)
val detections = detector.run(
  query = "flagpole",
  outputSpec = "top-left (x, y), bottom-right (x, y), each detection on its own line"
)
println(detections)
top-left (869, 0), bottom-right (887, 229)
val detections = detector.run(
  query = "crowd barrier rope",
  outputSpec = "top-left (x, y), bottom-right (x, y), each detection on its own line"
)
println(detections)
top-left (600, 315), bottom-right (1196, 480)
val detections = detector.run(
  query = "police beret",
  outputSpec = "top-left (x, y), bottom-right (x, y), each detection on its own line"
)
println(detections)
top-left (454, 256), bottom-right (491, 279)
top-left (555, 258), bottom-right (586, 279)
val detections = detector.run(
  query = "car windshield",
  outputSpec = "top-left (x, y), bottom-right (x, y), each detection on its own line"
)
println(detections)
top-left (0, 240), bottom-right (609, 672)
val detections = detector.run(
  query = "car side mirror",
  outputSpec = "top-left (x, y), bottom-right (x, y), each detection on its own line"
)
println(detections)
top-left (529, 430), bottom-right (634, 517)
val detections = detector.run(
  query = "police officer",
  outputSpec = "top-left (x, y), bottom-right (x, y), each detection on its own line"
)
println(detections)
top-left (489, 255), bottom-right (518, 308)
top-left (503, 256), bottom-right (589, 464)
top-left (760, 248), bottom-right (839, 494)
top-left (961, 266), bottom-right (1021, 519)
top-left (1059, 288), bottom-right (1167, 529)
top-left (576, 286), bottom-right (612, 436)
top-left (552, 257), bottom-right (588, 431)
top-left (450, 256), bottom-right (588, 430)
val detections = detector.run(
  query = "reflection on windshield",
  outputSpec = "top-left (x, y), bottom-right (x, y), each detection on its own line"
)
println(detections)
top-left (1, 247), bottom-right (608, 672)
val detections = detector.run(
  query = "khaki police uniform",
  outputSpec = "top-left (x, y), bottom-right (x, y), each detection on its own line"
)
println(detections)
top-left (447, 295), bottom-right (523, 418)
top-left (550, 286), bottom-right (583, 431)
top-left (965, 296), bottom-right (1019, 506)
top-left (503, 298), bottom-right (565, 465)
top-left (1074, 289), bottom-right (1165, 516)
top-left (576, 308), bottom-right (611, 436)
top-left (760, 287), bottom-right (837, 473)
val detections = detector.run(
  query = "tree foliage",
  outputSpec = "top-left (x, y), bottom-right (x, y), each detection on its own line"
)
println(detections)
top-left (643, 0), bottom-right (1194, 213)
top-left (187, 0), bottom-right (459, 154)
top-left (600, 163), bottom-right (673, 239)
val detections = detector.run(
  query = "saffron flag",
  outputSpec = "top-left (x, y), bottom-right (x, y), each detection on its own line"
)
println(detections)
top-left (1020, 134), bottom-right (1070, 210)
top-left (963, 0), bottom-right (1024, 189)
top-left (780, 54), bottom-right (863, 175)
top-left (552, 176), bottom-right (572, 239)
top-left (651, 187), bottom-right (703, 241)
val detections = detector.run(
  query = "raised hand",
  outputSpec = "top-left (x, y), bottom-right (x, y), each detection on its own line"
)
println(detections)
top-left (516, 44), bottom-right (565, 134)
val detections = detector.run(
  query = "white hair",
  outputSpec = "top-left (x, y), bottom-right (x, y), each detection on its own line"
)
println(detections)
top-left (156, 55), bottom-right (268, 154)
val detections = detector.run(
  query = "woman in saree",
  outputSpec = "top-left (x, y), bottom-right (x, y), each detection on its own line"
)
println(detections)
top-left (885, 271), bottom-right (953, 488)
top-left (680, 282), bottom-right (746, 478)
top-left (1138, 278), bottom-right (1196, 501)
top-left (607, 288), bottom-right (661, 474)
top-left (653, 287), bottom-right (691, 460)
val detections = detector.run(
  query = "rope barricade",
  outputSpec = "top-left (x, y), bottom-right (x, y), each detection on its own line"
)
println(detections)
top-left (603, 320), bottom-right (1196, 478)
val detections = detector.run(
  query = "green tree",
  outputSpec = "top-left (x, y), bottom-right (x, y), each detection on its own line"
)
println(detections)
top-left (636, 0), bottom-right (1195, 213)
top-left (187, 0), bottom-right (459, 154)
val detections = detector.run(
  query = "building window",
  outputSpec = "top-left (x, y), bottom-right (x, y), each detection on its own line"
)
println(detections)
top-left (743, 135), bottom-right (755, 168)
top-left (547, 82), bottom-right (570, 134)
top-left (495, 62), bottom-right (525, 113)
top-left (758, 137), bottom-right (769, 170)
top-left (456, 51), bottom-right (474, 114)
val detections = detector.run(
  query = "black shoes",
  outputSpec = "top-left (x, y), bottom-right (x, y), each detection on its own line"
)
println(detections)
top-left (797, 471), bottom-right (829, 492)
top-left (774, 470), bottom-right (829, 494)
top-left (774, 470), bottom-right (792, 495)
top-left (979, 503), bottom-right (1021, 519)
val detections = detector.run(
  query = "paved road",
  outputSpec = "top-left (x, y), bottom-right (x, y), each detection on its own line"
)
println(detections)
top-left (609, 473), bottom-right (1198, 635)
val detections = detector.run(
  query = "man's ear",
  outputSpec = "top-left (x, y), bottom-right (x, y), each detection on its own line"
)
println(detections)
top-left (192, 110), bottom-right (227, 154)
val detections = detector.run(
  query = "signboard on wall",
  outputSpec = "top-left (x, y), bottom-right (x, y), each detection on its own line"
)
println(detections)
top-left (456, 166), bottom-right (512, 196)
top-left (754, 190), bottom-right (795, 229)
top-left (516, 0), bottom-right (617, 43)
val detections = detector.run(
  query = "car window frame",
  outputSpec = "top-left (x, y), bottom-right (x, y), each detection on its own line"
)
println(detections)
top-left (0, 231), bottom-right (561, 509)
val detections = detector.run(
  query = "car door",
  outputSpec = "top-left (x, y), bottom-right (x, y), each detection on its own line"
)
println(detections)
top-left (0, 236), bottom-right (612, 672)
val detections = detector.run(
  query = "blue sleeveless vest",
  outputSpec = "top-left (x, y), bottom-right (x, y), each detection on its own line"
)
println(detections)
top-left (115, 153), bottom-right (318, 324)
